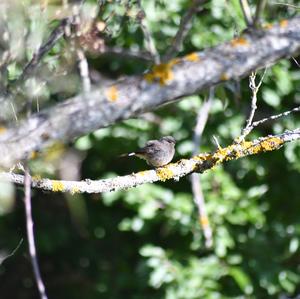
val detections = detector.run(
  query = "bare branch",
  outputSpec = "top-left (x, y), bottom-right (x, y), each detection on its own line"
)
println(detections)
top-left (253, 0), bottom-right (268, 28)
top-left (191, 88), bottom-right (214, 248)
top-left (0, 238), bottom-right (23, 265)
top-left (250, 106), bottom-right (300, 130)
top-left (163, 0), bottom-right (207, 62)
top-left (192, 90), bottom-right (214, 155)
top-left (272, 3), bottom-right (300, 9)
top-left (24, 165), bottom-right (48, 299)
top-left (100, 46), bottom-right (154, 62)
top-left (136, 0), bottom-right (160, 63)
top-left (1, 129), bottom-right (299, 194)
top-left (240, 68), bottom-right (267, 139)
top-left (0, 16), bottom-right (300, 168)
top-left (239, 0), bottom-right (253, 27)
top-left (77, 49), bottom-right (91, 94)
top-left (292, 57), bottom-right (300, 68)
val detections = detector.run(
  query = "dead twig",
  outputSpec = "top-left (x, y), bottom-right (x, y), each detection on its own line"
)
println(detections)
top-left (253, 0), bottom-right (268, 28)
top-left (163, 0), bottom-right (207, 62)
top-left (239, 0), bottom-right (253, 27)
top-left (240, 69), bottom-right (267, 140)
top-left (136, 0), bottom-right (160, 64)
top-left (24, 164), bottom-right (48, 299)
top-left (191, 88), bottom-right (214, 248)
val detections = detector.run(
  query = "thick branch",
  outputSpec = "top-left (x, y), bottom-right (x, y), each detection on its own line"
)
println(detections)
top-left (0, 17), bottom-right (300, 168)
top-left (1, 129), bottom-right (299, 194)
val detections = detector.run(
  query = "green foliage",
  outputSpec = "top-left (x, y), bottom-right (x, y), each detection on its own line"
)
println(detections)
top-left (0, 1), bottom-right (300, 299)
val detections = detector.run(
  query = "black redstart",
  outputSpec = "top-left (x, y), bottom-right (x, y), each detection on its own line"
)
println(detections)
top-left (123, 136), bottom-right (176, 167)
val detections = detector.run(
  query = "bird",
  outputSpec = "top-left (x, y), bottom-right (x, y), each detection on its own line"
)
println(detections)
top-left (122, 136), bottom-right (176, 167)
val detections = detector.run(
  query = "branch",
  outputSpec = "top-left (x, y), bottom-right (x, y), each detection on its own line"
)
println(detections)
top-left (24, 165), bottom-right (48, 299)
top-left (163, 0), bottom-right (207, 62)
top-left (0, 238), bottom-right (23, 265)
top-left (240, 69), bottom-right (267, 139)
top-left (136, 0), bottom-right (160, 63)
top-left (191, 88), bottom-right (214, 248)
top-left (76, 49), bottom-right (91, 94)
top-left (239, 0), bottom-right (253, 27)
top-left (1, 129), bottom-right (299, 194)
top-left (0, 16), bottom-right (300, 168)
top-left (100, 46), bottom-right (154, 62)
top-left (13, 17), bottom-right (74, 86)
top-left (245, 105), bottom-right (300, 135)
top-left (253, 0), bottom-right (268, 28)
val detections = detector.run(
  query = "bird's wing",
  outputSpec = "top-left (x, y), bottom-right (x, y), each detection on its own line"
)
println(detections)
top-left (136, 140), bottom-right (160, 155)
top-left (145, 140), bottom-right (158, 146)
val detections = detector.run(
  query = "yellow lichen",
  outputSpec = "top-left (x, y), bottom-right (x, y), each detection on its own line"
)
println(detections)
top-left (193, 154), bottom-right (208, 162)
top-left (220, 73), bottom-right (229, 81)
top-left (156, 167), bottom-right (174, 182)
top-left (71, 186), bottom-right (80, 195)
top-left (106, 85), bottom-right (118, 102)
top-left (32, 175), bottom-right (42, 181)
top-left (199, 215), bottom-right (209, 227)
top-left (237, 137), bottom-right (283, 156)
top-left (280, 19), bottom-right (288, 28)
top-left (192, 137), bottom-right (284, 173)
top-left (231, 37), bottom-right (249, 47)
top-left (44, 142), bottom-right (66, 162)
top-left (260, 137), bottom-right (283, 151)
top-left (213, 146), bottom-right (231, 161)
top-left (263, 23), bottom-right (273, 30)
top-left (0, 126), bottom-right (6, 134)
top-left (30, 151), bottom-right (38, 159)
top-left (144, 60), bottom-right (178, 85)
top-left (138, 171), bottom-right (148, 177)
top-left (52, 180), bottom-right (65, 192)
top-left (185, 52), bottom-right (199, 62)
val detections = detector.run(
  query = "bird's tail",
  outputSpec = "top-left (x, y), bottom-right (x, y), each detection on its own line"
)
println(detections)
top-left (118, 152), bottom-right (136, 158)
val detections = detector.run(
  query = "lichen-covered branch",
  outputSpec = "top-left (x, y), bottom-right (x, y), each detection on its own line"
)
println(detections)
top-left (1, 129), bottom-right (299, 194)
top-left (0, 17), bottom-right (300, 168)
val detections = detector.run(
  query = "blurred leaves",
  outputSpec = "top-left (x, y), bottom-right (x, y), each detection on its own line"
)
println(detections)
top-left (0, 182), bottom-right (15, 216)
top-left (0, 0), bottom-right (300, 299)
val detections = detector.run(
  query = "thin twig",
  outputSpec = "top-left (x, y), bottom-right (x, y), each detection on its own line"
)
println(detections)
top-left (292, 57), bottom-right (300, 68)
top-left (239, 0), bottom-right (253, 27)
top-left (192, 95), bottom-right (213, 155)
top-left (136, 0), bottom-right (160, 64)
top-left (253, 0), bottom-right (268, 28)
top-left (272, 3), bottom-right (300, 9)
top-left (0, 238), bottom-right (23, 265)
top-left (76, 49), bottom-right (91, 94)
top-left (191, 88), bottom-right (214, 248)
top-left (102, 46), bottom-right (153, 62)
top-left (9, 99), bottom-right (18, 122)
top-left (24, 165), bottom-right (48, 299)
top-left (163, 0), bottom-right (207, 62)
top-left (251, 106), bottom-right (300, 130)
top-left (240, 69), bottom-right (267, 139)
top-left (212, 135), bottom-right (222, 150)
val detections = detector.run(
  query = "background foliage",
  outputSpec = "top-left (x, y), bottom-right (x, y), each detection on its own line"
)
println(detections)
top-left (0, 0), bottom-right (300, 298)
